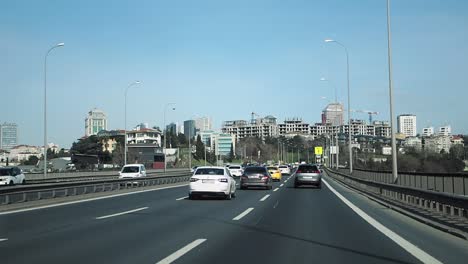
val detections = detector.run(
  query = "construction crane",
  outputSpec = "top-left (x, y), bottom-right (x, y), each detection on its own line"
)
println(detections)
top-left (352, 110), bottom-right (379, 124)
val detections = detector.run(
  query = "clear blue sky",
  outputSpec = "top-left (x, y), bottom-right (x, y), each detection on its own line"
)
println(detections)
top-left (1, 0), bottom-right (467, 148)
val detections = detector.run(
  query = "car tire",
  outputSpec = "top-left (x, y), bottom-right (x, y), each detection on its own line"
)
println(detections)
top-left (240, 186), bottom-right (246, 190)
top-left (232, 191), bottom-right (236, 198)
top-left (188, 194), bottom-right (195, 200)
top-left (22, 179), bottom-right (26, 185)
top-left (9, 181), bottom-right (14, 186)
top-left (294, 182), bottom-right (299, 188)
top-left (225, 192), bottom-right (232, 200)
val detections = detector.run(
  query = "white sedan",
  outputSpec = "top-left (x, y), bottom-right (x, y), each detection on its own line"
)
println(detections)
top-left (228, 165), bottom-right (243, 177)
top-left (189, 166), bottom-right (237, 200)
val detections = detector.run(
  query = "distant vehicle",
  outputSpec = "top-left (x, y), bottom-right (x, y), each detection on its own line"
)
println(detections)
top-left (0, 166), bottom-right (26, 186)
top-left (189, 166), bottom-right (236, 200)
top-left (278, 165), bottom-right (291, 175)
top-left (190, 166), bottom-right (198, 174)
top-left (240, 166), bottom-right (272, 190)
top-left (294, 164), bottom-right (322, 189)
top-left (228, 165), bottom-right (243, 177)
top-left (267, 166), bottom-right (282, 181)
top-left (119, 164), bottom-right (147, 179)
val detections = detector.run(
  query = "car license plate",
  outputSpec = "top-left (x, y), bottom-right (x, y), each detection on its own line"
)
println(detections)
top-left (303, 176), bottom-right (313, 179)
top-left (202, 179), bottom-right (215, 183)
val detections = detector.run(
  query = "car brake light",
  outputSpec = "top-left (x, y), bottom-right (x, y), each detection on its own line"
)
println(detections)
top-left (219, 178), bottom-right (228, 183)
top-left (313, 170), bottom-right (321, 174)
top-left (190, 178), bottom-right (199, 182)
top-left (296, 170), bottom-right (301, 173)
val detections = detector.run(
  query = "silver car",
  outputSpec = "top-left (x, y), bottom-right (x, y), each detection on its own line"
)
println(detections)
top-left (293, 164), bottom-right (322, 188)
top-left (240, 166), bottom-right (273, 190)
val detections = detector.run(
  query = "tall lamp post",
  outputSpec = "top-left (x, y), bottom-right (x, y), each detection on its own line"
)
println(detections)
top-left (44, 42), bottom-right (64, 179)
top-left (325, 38), bottom-right (352, 174)
top-left (163, 103), bottom-right (176, 172)
top-left (124, 81), bottom-right (141, 165)
top-left (387, 0), bottom-right (398, 183)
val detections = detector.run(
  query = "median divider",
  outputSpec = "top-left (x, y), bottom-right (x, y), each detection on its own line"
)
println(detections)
top-left (0, 171), bottom-right (191, 206)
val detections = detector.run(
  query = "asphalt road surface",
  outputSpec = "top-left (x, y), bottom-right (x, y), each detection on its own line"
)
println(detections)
top-left (1, 172), bottom-right (467, 264)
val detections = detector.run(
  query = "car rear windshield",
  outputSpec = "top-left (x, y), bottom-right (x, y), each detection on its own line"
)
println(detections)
top-left (297, 165), bottom-right (319, 173)
top-left (267, 167), bottom-right (277, 170)
top-left (195, 168), bottom-right (224, 175)
top-left (122, 166), bottom-right (139, 173)
top-left (0, 169), bottom-right (12, 176)
top-left (229, 166), bottom-right (241, 169)
top-left (279, 165), bottom-right (287, 168)
top-left (244, 167), bottom-right (267, 175)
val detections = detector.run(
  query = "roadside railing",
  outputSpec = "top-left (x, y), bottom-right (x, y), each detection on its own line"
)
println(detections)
top-left (337, 168), bottom-right (468, 196)
top-left (0, 172), bottom-right (191, 206)
top-left (326, 168), bottom-right (468, 223)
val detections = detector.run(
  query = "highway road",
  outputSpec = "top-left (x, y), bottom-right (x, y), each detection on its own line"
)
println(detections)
top-left (1, 172), bottom-right (467, 264)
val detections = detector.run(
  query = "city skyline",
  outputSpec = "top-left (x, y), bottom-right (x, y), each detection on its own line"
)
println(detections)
top-left (2, 0), bottom-right (467, 148)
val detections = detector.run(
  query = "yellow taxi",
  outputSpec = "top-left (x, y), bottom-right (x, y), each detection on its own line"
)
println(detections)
top-left (267, 166), bottom-right (282, 181)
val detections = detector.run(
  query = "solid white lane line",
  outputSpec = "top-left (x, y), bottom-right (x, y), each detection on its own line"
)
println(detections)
top-left (260, 194), bottom-right (270, 202)
top-left (233, 207), bottom-right (254, 221)
top-left (0, 184), bottom-right (188, 216)
top-left (96, 207), bottom-right (148, 220)
top-left (322, 179), bottom-right (442, 264)
top-left (156, 238), bottom-right (207, 264)
top-left (280, 184), bottom-right (284, 187)
top-left (273, 188), bottom-right (279, 192)
top-left (176, 196), bottom-right (188, 201)
top-left (0, 238), bottom-right (7, 242)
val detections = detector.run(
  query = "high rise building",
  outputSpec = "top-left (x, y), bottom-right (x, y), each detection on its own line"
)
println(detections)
top-left (184, 120), bottom-right (197, 139)
top-left (397, 114), bottom-right (417, 138)
top-left (322, 103), bottom-right (344, 126)
top-left (0, 122), bottom-right (18, 150)
top-left (85, 109), bottom-right (108, 136)
top-left (194, 117), bottom-right (212, 132)
top-left (166, 122), bottom-right (178, 135)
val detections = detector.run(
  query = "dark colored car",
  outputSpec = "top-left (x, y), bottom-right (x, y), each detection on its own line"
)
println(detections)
top-left (240, 166), bottom-right (272, 190)
top-left (294, 164), bottom-right (322, 188)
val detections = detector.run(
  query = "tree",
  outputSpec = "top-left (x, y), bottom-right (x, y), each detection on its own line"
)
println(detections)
top-left (23, 155), bottom-right (39, 165)
top-left (177, 133), bottom-right (187, 146)
top-left (449, 144), bottom-right (464, 160)
top-left (195, 135), bottom-right (205, 160)
top-left (227, 143), bottom-right (234, 162)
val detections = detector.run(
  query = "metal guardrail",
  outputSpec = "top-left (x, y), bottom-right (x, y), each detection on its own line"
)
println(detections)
top-left (326, 168), bottom-right (468, 222)
top-left (0, 173), bottom-right (191, 206)
top-left (23, 169), bottom-right (189, 184)
top-left (338, 168), bottom-right (468, 196)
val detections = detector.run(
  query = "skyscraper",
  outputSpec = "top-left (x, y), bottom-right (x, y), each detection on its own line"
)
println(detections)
top-left (397, 114), bottom-right (417, 137)
top-left (184, 120), bottom-right (196, 140)
top-left (85, 109), bottom-right (108, 136)
top-left (0, 122), bottom-right (18, 150)
top-left (321, 103), bottom-right (344, 126)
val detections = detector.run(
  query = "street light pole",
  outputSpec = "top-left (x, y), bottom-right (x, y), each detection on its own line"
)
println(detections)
top-left (43, 42), bottom-right (64, 179)
top-left (387, 0), bottom-right (398, 183)
top-left (325, 38), bottom-right (352, 174)
top-left (163, 103), bottom-right (176, 172)
top-left (124, 81), bottom-right (140, 165)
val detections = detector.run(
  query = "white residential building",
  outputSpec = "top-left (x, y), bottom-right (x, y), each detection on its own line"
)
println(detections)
top-left (8, 145), bottom-right (42, 162)
top-left (222, 116), bottom-right (278, 141)
top-left (424, 135), bottom-right (452, 153)
top-left (341, 120), bottom-right (375, 136)
top-left (127, 128), bottom-right (162, 146)
top-left (278, 118), bottom-right (310, 135)
top-left (404, 137), bottom-right (422, 151)
top-left (373, 121), bottom-right (391, 138)
top-left (438, 126), bottom-right (451, 136)
top-left (397, 114), bottom-right (417, 138)
top-left (422, 127), bottom-right (434, 137)
top-left (85, 109), bottom-right (108, 136)
top-left (194, 117), bottom-right (212, 132)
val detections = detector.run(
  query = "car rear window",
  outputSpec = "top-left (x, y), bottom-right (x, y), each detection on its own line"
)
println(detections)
top-left (0, 169), bottom-right (12, 176)
top-left (122, 166), bottom-right (139, 173)
top-left (229, 166), bottom-right (241, 169)
top-left (195, 168), bottom-right (225, 175)
top-left (297, 165), bottom-right (319, 173)
top-left (267, 167), bottom-right (277, 170)
top-left (244, 167), bottom-right (267, 175)
top-left (279, 165), bottom-right (287, 168)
